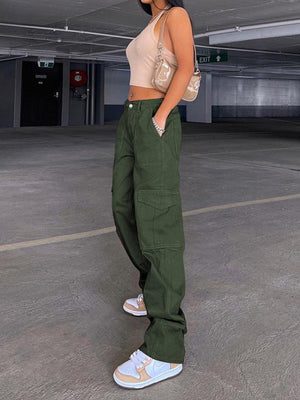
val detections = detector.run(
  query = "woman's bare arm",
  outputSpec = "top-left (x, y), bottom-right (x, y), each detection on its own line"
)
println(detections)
top-left (153, 7), bottom-right (195, 132)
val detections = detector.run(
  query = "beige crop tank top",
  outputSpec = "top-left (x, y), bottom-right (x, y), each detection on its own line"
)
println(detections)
top-left (125, 8), bottom-right (177, 88)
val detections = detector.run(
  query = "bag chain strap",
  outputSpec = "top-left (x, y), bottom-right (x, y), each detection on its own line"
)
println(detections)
top-left (156, 9), bottom-right (200, 73)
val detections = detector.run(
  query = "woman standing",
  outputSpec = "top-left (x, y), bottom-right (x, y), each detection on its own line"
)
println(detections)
top-left (111, 0), bottom-right (195, 389)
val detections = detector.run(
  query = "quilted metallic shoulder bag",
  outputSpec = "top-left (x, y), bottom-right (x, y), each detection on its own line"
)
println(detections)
top-left (151, 9), bottom-right (201, 102)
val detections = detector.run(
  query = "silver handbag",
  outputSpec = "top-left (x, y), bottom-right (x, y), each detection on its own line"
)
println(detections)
top-left (151, 10), bottom-right (201, 102)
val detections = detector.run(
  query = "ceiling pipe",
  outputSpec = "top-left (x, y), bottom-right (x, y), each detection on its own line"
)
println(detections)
top-left (0, 22), bottom-right (135, 41)
top-left (0, 54), bottom-right (27, 62)
top-left (194, 18), bottom-right (300, 38)
top-left (0, 33), bottom-right (125, 50)
top-left (0, 47), bottom-right (127, 61)
top-left (1, 42), bottom-right (299, 62)
top-left (209, 23), bottom-right (300, 45)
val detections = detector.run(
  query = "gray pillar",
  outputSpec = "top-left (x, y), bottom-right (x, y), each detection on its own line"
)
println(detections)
top-left (13, 59), bottom-right (22, 128)
top-left (61, 60), bottom-right (70, 126)
top-left (95, 64), bottom-right (105, 126)
top-left (91, 62), bottom-right (95, 125)
top-left (186, 72), bottom-right (212, 123)
top-left (86, 62), bottom-right (90, 125)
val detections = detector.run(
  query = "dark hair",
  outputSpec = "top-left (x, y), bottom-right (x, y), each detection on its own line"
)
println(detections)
top-left (137, 0), bottom-right (194, 35)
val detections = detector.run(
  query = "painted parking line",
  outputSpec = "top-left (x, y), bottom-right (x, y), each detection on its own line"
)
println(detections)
top-left (0, 227), bottom-right (116, 252)
top-left (0, 193), bottom-right (299, 252)
top-left (182, 193), bottom-right (300, 216)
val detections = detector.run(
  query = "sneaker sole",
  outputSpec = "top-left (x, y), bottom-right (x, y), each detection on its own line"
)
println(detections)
top-left (123, 303), bottom-right (147, 316)
top-left (113, 364), bottom-right (183, 389)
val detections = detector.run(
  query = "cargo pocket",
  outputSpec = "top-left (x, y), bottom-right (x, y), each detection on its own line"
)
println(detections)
top-left (135, 189), bottom-right (184, 250)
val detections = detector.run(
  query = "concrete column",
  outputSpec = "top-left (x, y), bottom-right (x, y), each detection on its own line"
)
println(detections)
top-left (186, 71), bottom-right (212, 123)
top-left (61, 60), bottom-right (70, 126)
top-left (95, 64), bottom-right (105, 126)
top-left (91, 62), bottom-right (95, 125)
top-left (13, 59), bottom-right (22, 128)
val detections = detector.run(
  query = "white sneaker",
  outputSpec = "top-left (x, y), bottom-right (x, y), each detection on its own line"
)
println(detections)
top-left (123, 293), bottom-right (147, 316)
top-left (113, 349), bottom-right (183, 389)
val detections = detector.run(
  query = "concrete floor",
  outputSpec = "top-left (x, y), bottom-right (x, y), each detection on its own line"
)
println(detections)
top-left (0, 117), bottom-right (299, 400)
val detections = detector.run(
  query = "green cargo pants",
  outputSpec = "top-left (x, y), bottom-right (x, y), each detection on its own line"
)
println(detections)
top-left (111, 97), bottom-right (187, 364)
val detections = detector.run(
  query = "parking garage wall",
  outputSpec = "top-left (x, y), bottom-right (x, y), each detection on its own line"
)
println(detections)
top-left (2, 63), bottom-right (299, 127)
top-left (212, 76), bottom-right (300, 118)
top-left (104, 68), bottom-right (130, 120)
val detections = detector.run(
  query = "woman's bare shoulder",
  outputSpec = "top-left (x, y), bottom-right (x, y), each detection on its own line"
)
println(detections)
top-left (167, 6), bottom-right (190, 20)
top-left (166, 6), bottom-right (191, 31)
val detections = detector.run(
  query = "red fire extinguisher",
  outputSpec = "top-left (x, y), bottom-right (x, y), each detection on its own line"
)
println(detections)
top-left (70, 70), bottom-right (87, 87)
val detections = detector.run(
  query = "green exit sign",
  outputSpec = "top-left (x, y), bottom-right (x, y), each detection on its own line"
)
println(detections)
top-left (38, 61), bottom-right (54, 68)
top-left (37, 57), bottom-right (55, 68)
top-left (197, 52), bottom-right (228, 64)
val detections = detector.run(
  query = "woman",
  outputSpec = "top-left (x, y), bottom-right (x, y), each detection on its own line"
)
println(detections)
top-left (111, 0), bottom-right (195, 389)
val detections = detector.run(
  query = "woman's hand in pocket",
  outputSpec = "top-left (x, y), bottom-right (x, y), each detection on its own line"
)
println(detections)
top-left (152, 113), bottom-right (167, 137)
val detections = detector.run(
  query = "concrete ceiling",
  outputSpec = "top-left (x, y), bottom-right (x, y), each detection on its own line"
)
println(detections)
top-left (0, 0), bottom-right (300, 79)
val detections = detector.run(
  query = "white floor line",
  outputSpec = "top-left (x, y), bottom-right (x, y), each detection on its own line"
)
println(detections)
top-left (0, 227), bottom-right (116, 252)
top-left (0, 193), bottom-right (299, 252)
top-left (182, 193), bottom-right (300, 217)
top-left (190, 146), bottom-right (300, 156)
